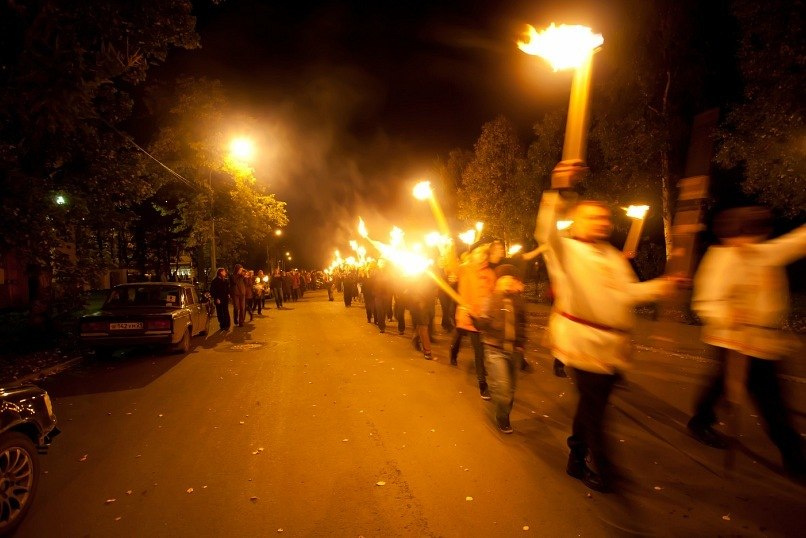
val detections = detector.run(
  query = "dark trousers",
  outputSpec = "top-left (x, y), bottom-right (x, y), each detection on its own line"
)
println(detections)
top-left (451, 329), bottom-right (486, 384)
top-left (215, 301), bottom-right (230, 330)
top-left (364, 293), bottom-right (375, 323)
top-left (691, 347), bottom-right (805, 472)
top-left (569, 368), bottom-right (618, 481)
top-left (374, 296), bottom-right (389, 332)
top-left (272, 286), bottom-right (283, 308)
top-left (438, 290), bottom-right (455, 330)
top-left (394, 297), bottom-right (406, 332)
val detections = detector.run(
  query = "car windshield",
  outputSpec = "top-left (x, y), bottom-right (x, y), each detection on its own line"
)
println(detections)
top-left (104, 286), bottom-right (183, 308)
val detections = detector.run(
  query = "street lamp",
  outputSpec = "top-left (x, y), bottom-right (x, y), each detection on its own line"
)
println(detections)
top-left (519, 23), bottom-right (603, 188)
top-left (210, 138), bottom-right (256, 275)
top-left (230, 137), bottom-right (255, 162)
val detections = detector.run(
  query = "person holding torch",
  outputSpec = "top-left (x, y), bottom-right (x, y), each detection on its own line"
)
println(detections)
top-left (537, 177), bottom-right (680, 492)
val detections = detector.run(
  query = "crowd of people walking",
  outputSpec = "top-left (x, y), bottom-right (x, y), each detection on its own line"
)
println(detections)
top-left (209, 265), bottom-right (322, 331)
top-left (326, 198), bottom-right (805, 495)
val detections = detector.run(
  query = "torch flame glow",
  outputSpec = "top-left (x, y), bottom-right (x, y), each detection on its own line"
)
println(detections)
top-left (507, 244), bottom-right (523, 256)
top-left (390, 227), bottom-right (405, 247)
top-left (412, 181), bottom-right (433, 200)
top-left (349, 240), bottom-right (358, 251)
top-left (358, 217), bottom-right (368, 239)
top-left (518, 23), bottom-right (603, 71)
top-left (557, 220), bottom-right (574, 231)
top-left (459, 229), bottom-right (476, 245)
top-left (624, 205), bottom-right (650, 220)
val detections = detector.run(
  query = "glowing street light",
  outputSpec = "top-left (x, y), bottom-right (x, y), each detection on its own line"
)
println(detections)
top-left (519, 23), bottom-right (603, 187)
top-left (230, 137), bottom-right (255, 162)
top-left (54, 194), bottom-right (67, 205)
top-left (274, 229), bottom-right (283, 236)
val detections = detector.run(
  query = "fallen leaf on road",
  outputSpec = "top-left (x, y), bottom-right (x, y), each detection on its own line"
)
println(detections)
top-left (376, 481), bottom-right (386, 486)
top-left (250, 496), bottom-right (258, 502)
top-left (239, 421), bottom-right (245, 425)
top-left (79, 454), bottom-right (88, 462)
top-left (342, 439), bottom-right (349, 442)
top-left (158, 414), bottom-right (163, 417)
top-left (586, 493), bottom-right (593, 498)
top-left (105, 499), bottom-right (116, 504)
top-left (654, 486), bottom-right (662, 491)
top-left (187, 488), bottom-right (194, 493)
top-left (115, 517), bottom-right (122, 521)
top-left (126, 490), bottom-right (132, 495)
top-left (277, 529), bottom-right (283, 533)
top-left (430, 429), bottom-right (435, 433)
top-left (523, 526), bottom-right (530, 531)
top-left (466, 496), bottom-right (473, 501)
top-left (722, 514), bottom-right (730, 521)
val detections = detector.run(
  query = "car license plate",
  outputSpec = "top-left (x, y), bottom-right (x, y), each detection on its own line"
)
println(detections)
top-left (109, 322), bottom-right (143, 330)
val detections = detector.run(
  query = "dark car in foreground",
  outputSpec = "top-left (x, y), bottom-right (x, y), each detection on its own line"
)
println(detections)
top-left (79, 282), bottom-right (211, 355)
top-left (0, 384), bottom-right (59, 535)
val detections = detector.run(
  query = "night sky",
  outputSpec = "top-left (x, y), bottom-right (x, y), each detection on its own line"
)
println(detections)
top-left (158, 0), bottom-right (628, 268)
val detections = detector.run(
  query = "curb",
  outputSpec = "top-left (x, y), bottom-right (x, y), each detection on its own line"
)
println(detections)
top-left (4, 356), bottom-right (85, 388)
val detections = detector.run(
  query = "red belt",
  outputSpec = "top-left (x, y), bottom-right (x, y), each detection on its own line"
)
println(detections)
top-left (560, 312), bottom-right (628, 334)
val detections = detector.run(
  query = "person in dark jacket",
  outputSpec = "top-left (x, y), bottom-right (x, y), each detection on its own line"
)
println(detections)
top-left (209, 267), bottom-right (231, 331)
top-left (230, 264), bottom-right (247, 327)
top-left (270, 269), bottom-right (284, 309)
top-left (472, 264), bottom-right (527, 434)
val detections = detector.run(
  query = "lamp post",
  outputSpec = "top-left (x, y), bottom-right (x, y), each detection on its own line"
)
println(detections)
top-left (210, 137), bottom-right (256, 276)
top-left (519, 23), bottom-right (603, 188)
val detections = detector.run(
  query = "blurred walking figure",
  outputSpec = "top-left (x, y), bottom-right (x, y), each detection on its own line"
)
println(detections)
top-left (230, 264), bottom-right (248, 327)
top-left (373, 261), bottom-right (393, 334)
top-left (473, 264), bottom-right (527, 433)
top-left (244, 270), bottom-right (254, 322)
top-left (270, 268), bottom-right (284, 309)
top-left (537, 190), bottom-right (676, 492)
top-left (209, 268), bottom-right (231, 331)
top-left (451, 241), bottom-right (495, 400)
top-left (689, 207), bottom-right (806, 479)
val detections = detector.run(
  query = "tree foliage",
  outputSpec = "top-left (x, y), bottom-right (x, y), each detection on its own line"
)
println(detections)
top-left (0, 0), bottom-right (201, 284)
top-left (149, 77), bottom-right (288, 269)
top-left (457, 116), bottom-right (538, 243)
top-left (715, 0), bottom-right (806, 216)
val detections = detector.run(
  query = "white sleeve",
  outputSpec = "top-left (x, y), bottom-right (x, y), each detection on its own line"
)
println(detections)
top-left (754, 225), bottom-right (806, 266)
top-left (692, 247), bottom-right (734, 329)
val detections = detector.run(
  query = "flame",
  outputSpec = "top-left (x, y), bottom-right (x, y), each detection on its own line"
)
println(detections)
top-left (390, 226), bottom-right (405, 247)
top-left (624, 205), bottom-right (650, 220)
top-left (349, 240), bottom-right (358, 251)
top-left (557, 220), bottom-right (574, 230)
top-left (518, 23), bottom-right (603, 71)
top-left (358, 217), bottom-right (368, 238)
top-left (357, 246), bottom-right (367, 257)
top-left (459, 229), bottom-right (476, 245)
top-left (413, 181), bottom-right (433, 200)
top-left (507, 244), bottom-right (523, 256)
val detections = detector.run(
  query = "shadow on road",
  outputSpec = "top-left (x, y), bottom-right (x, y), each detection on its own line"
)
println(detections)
top-left (37, 345), bottom-right (191, 397)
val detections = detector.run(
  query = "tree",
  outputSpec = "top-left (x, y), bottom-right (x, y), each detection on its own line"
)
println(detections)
top-left (148, 77), bottom-right (288, 270)
top-left (715, 0), bottom-right (805, 216)
top-left (457, 116), bottom-right (535, 243)
top-left (0, 0), bottom-right (202, 321)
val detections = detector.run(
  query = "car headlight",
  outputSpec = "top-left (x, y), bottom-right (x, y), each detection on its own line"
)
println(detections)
top-left (43, 392), bottom-right (54, 417)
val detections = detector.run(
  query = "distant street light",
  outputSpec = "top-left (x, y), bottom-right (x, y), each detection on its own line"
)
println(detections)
top-left (275, 229), bottom-right (283, 236)
top-left (54, 195), bottom-right (67, 205)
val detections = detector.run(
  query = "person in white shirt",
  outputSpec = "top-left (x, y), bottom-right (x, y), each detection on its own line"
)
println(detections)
top-left (689, 206), bottom-right (805, 479)
top-left (538, 190), bottom-right (677, 492)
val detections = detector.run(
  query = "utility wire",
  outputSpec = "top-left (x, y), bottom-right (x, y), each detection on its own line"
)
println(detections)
top-left (99, 117), bottom-right (207, 193)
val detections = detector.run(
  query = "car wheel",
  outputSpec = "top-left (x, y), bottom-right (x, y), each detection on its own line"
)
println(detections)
top-left (173, 328), bottom-right (191, 354)
top-left (0, 432), bottom-right (40, 535)
top-left (199, 316), bottom-right (209, 336)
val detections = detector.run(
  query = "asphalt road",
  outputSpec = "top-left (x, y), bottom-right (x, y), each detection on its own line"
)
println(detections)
top-left (17, 290), bottom-right (805, 537)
